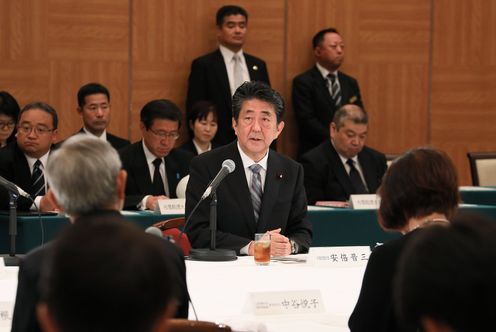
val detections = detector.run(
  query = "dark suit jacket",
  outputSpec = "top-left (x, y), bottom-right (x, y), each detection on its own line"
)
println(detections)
top-left (300, 140), bottom-right (387, 204)
top-left (185, 142), bottom-right (312, 254)
top-left (348, 230), bottom-right (419, 332)
top-left (186, 49), bottom-right (270, 146)
top-left (119, 142), bottom-right (194, 210)
top-left (0, 142), bottom-right (52, 211)
top-left (292, 66), bottom-right (363, 157)
top-left (11, 210), bottom-right (190, 332)
top-left (179, 139), bottom-right (219, 156)
top-left (55, 128), bottom-right (130, 150)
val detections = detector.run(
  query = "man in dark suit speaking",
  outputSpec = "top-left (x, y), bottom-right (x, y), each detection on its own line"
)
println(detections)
top-left (293, 28), bottom-right (364, 157)
top-left (186, 5), bottom-right (270, 146)
top-left (300, 105), bottom-right (387, 204)
top-left (186, 81), bottom-right (312, 256)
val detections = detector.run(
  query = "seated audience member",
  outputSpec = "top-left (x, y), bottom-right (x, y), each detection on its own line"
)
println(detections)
top-left (348, 147), bottom-right (460, 332)
top-left (300, 104), bottom-right (386, 204)
top-left (180, 100), bottom-right (219, 155)
top-left (394, 213), bottom-right (496, 332)
top-left (186, 81), bottom-right (312, 256)
top-left (119, 99), bottom-right (194, 210)
top-left (11, 135), bottom-right (189, 332)
top-left (0, 91), bottom-right (20, 147)
top-left (0, 102), bottom-right (58, 211)
top-left (73, 82), bottom-right (130, 149)
top-left (36, 219), bottom-right (177, 332)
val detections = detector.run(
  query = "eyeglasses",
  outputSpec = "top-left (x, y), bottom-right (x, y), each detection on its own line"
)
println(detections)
top-left (17, 125), bottom-right (54, 136)
top-left (148, 128), bottom-right (180, 140)
top-left (0, 121), bottom-right (15, 130)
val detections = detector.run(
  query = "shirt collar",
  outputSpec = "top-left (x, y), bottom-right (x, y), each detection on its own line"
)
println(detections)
top-left (219, 45), bottom-right (245, 64)
top-left (331, 139), bottom-right (359, 165)
top-left (142, 140), bottom-right (162, 165)
top-left (236, 141), bottom-right (268, 171)
top-left (25, 150), bottom-right (51, 171)
top-left (83, 127), bottom-right (107, 141)
top-left (316, 62), bottom-right (338, 79)
top-left (192, 139), bottom-right (211, 154)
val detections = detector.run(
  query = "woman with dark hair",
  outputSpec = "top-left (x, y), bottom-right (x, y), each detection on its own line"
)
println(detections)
top-left (0, 91), bottom-right (20, 147)
top-left (180, 101), bottom-right (218, 155)
top-left (348, 147), bottom-right (460, 332)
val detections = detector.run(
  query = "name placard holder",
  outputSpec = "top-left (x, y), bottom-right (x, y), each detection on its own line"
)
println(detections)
top-left (349, 194), bottom-right (380, 209)
top-left (244, 290), bottom-right (325, 316)
top-left (155, 198), bottom-right (185, 215)
top-left (0, 302), bottom-right (12, 328)
top-left (308, 246), bottom-right (371, 268)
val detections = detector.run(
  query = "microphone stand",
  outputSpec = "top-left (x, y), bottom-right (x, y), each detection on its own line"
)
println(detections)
top-left (189, 191), bottom-right (237, 261)
top-left (2, 191), bottom-right (23, 266)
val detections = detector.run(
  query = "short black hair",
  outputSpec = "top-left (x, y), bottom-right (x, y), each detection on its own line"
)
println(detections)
top-left (140, 99), bottom-right (182, 130)
top-left (187, 100), bottom-right (218, 137)
top-left (0, 91), bottom-right (21, 143)
top-left (19, 102), bottom-right (58, 129)
top-left (216, 5), bottom-right (248, 26)
top-left (232, 81), bottom-right (285, 123)
top-left (394, 213), bottom-right (496, 331)
top-left (40, 218), bottom-right (175, 332)
top-left (77, 82), bottom-right (110, 107)
top-left (312, 28), bottom-right (340, 48)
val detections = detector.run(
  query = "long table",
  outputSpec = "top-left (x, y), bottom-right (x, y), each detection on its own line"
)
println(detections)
top-left (2, 204), bottom-right (496, 254)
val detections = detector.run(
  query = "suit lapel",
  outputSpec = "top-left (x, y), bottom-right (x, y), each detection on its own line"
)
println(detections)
top-left (13, 144), bottom-right (33, 193)
top-left (256, 150), bottom-right (282, 233)
top-left (328, 143), bottom-right (355, 197)
top-left (311, 67), bottom-right (334, 111)
top-left (358, 150), bottom-right (376, 192)
top-left (164, 153), bottom-right (179, 198)
top-left (133, 142), bottom-right (154, 194)
top-left (213, 49), bottom-right (233, 112)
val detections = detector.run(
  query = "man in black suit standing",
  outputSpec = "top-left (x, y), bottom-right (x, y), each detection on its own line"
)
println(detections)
top-left (186, 5), bottom-right (270, 146)
top-left (75, 82), bottom-right (130, 150)
top-left (0, 102), bottom-right (59, 211)
top-left (300, 105), bottom-right (387, 204)
top-left (11, 135), bottom-right (189, 332)
top-left (293, 28), bottom-right (364, 157)
top-left (119, 99), bottom-right (194, 210)
top-left (186, 81), bottom-right (312, 256)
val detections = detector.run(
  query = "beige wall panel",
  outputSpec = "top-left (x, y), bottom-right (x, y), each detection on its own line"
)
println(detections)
top-left (131, 0), bottom-right (285, 146)
top-left (286, 0), bottom-right (431, 158)
top-left (431, 0), bottom-right (496, 185)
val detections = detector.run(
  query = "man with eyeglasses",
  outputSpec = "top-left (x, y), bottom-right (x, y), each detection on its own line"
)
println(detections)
top-left (0, 102), bottom-right (59, 211)
top-left (119, 99), bottom-right (194, 210)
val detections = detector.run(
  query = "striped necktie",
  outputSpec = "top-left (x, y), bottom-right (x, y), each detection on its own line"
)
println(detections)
top-left (346, 159), bottom-right (368, 194)
top-left (328, 73), bottom-right (342, 107)
top-left (31, 159), bottom-right (45, 199)
top-left (249, 164), bottom-right (263, 223)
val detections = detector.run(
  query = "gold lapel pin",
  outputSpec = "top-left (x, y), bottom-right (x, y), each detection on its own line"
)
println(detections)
top-left (252, 65), bottom-right (258, 71)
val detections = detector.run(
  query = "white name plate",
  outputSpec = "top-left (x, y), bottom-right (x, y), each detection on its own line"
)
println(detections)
top-left (309, 246), bottom-right (371, 267)
top-left (0, 302), bottom-right (13, 327)
top-left (155, 198), bottom-right (185, 215)
top-left (245, 290), bottom-right (324, 315)
top-left (349, 194), bottom-right (380, 209)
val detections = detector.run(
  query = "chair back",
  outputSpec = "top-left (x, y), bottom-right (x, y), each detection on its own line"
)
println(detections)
top-left (467, 152), bottom-right (496, 186)
top-left (385, 153), bottom-right (400, 168)
top-left (153, 217), bottom-right (191, 256)
top-left (169, 319), bottom-right (232, 332)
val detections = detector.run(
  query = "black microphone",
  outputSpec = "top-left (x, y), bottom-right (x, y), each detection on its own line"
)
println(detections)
top-left (200, 159), bottom-right (235, 199)
top-left (0, 175), bottom-right (31, 199)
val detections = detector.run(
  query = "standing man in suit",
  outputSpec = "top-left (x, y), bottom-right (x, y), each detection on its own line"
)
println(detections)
top-left (75, 82), bottom-right (130, 150)
top-left (300, 105), bottom-right (387, 204)
top-left (186, 5), bottom-right (270, 146)
top-left (293, 28), bottom-right (364, 157)
top-left (119, 99), bottom-right (194, 210)
top-left (0, 102), bottom-right (58, 211)
top-left (11, 135), bottom-right (190, 332)
top-left (186, 81), bottom-right (312, 256)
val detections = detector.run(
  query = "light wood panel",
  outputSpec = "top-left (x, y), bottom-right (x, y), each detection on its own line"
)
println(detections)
top-left (431, 0), bottom-right (496, 185)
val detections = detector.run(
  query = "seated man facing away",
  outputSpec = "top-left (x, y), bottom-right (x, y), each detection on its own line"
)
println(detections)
top-left (119, 99), bottom-right (194, 210)
top-left (394, 213), bottom-right (496, 332)
top-left (36, 218), bottom-right (177, 332)
top-left (300, 104), bottom-right (387, 204)
top-left (186, 81), bottom-right (312, 256)
top-left (12, 135), bottom-right (189, 332)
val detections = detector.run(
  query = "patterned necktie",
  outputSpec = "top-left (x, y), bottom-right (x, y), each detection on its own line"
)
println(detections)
top-left (233, 54), bottom-right (244, 91)
top-left (346, 159), bottom-right (368, 194)
top-left (249, 164), bottom-right (263, 222)
top-left (31, 160), bottom-right (45, 199)
top-left (152, 158), bottom-right (166, 196)
top-left (328, 73), bottom-right (342, 107)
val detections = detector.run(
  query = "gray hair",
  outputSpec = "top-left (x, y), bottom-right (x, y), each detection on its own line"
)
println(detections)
top-left (46, 135), bottom-right (122, 216)
top-left (332, 104), bottom-right (368, 129)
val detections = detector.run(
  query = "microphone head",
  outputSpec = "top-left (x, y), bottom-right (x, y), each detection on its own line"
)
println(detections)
top-left (145, 226), bottom-right (163, 238)
top-left (222, 159), bottom-right (236, 173)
